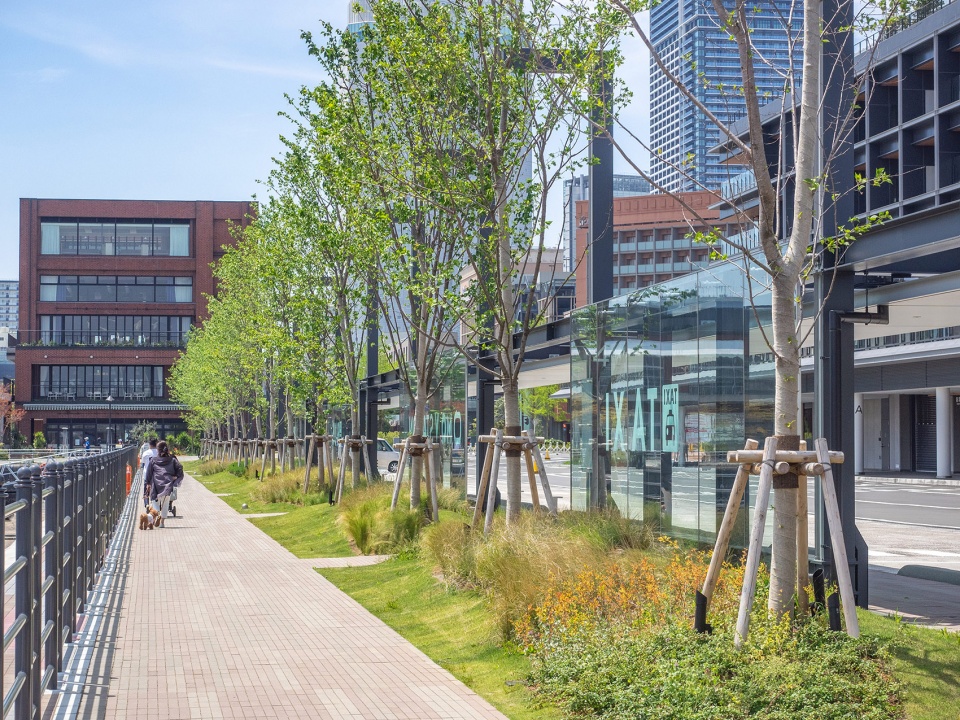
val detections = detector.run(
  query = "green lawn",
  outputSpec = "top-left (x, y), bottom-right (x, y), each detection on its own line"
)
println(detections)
top-left (249, 504), bottom-right (353, 558)
top-left (186, 459), bottom-right (960, 719)
top-left (859, 612), bottom-right (960, 720)
top-left (185, 460), bottom-right (354, 558)
top-left (320, 556), bottom-right (561, 720)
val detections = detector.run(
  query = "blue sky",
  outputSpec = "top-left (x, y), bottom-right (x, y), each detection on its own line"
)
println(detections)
top-left (0, 1), bottom-right (347, 268)
top-left (0, 1), bottom-right (648, 273)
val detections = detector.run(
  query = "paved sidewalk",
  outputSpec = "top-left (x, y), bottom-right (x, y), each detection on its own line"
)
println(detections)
top-left (869, 568), bottom-right (960, 631)
top-left (68, 473), bottom-right (507, 719)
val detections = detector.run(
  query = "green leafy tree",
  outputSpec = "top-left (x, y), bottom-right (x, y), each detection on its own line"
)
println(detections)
top-left (569, 0), bottom-right (914, 618)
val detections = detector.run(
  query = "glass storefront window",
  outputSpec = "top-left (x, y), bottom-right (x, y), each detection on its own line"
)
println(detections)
top-left (570, 261), bottom-right (774, 548)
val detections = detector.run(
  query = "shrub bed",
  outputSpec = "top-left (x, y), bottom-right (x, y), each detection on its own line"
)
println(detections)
top-left (515, 554), bottom-right (904, 720)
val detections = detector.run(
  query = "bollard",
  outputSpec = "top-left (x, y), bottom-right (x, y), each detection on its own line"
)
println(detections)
top-left (811, 568), bottom-right (826, 616)
top-left (15, 466), bottom-right (34, 720)
top-left (693, 590), bottom-right (713, 634)
top-left (827, 593), bottom-right (842, 632)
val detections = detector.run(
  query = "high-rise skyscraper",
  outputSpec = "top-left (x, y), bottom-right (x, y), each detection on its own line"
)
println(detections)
top-left (649, 0), bottom-right (799, 192)
top-left (347, 0), bottom-right (374, 32)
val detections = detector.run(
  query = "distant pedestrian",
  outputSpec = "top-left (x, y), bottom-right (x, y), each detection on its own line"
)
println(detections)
top-left (84, 436), bottom-right (90, 451)
top-left (145, 441), bottom-right (183, 528)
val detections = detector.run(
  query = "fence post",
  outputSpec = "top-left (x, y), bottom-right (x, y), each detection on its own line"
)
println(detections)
top-left (75, 457), bottom-right (87, 616)
top-left (29, 464), bottom-right (43, 718)
top-left (43, 462), bottom-right (61, 689)
top-left (62, 459), bottom-right (77, 639)
top-left (14, 466), bottom-right (34, 720)
top-left (0, 474), bottom-right (6, 708)
top-left (96, 453), bottom-right (106, 570)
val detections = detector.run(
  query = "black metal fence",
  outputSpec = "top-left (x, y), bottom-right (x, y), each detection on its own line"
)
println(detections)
top-left (1, 447), bottom-right (134, 719)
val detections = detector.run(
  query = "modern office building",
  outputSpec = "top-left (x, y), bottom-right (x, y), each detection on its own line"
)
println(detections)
top-left (17, 199), bottom-right (253, 448)
top-left (573, 190), bottom-right (728, 306)
top-left (0, 281), bottom-right (19, 332)
top-left (348, 0), bottom-right (374, 31)
top-left (560, 0), bottom-right (960, 608)
top-left (649, 0), bottom-right (799, 192)
top-left (710, 0), bottom-right (960, 478)
top-left (564, 174), bottom-right (653, 272)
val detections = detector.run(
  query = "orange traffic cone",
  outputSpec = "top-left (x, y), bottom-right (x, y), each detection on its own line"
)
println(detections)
top-left (125, 465), bottom-right (132, 495)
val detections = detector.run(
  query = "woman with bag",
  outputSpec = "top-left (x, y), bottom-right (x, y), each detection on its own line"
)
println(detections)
top-left (145, 440), bottom-right (184, 528)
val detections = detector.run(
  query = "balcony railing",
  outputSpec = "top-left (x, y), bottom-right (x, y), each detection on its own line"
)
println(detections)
top-left (853, 325), bottom-right (960, 351)
top-left (32, 384), bottom-right (166, 403)
top-left (18, 331), bottom-right (187, 349)
top-left (855, 0), bottom-right (958, 55)
top-left (719, 170), bottom-right (757, 202)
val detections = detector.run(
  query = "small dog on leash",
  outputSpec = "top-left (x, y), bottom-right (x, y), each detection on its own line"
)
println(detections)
top-left (139, 507), bottom-right (160, 530)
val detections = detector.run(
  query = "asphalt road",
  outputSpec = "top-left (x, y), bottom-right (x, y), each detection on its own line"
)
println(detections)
top-left (465, 452), bottom-right (960, 572)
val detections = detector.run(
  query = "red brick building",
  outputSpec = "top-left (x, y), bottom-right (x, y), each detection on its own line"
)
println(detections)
top-left (574, 191), bottom-right (732, 308)
top-left (18, 199), bottom-right (253, 447)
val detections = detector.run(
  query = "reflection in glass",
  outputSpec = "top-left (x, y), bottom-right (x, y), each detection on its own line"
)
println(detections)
top-left (570, 262), bottom-right (773, 550)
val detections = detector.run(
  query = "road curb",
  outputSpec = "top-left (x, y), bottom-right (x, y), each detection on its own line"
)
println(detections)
top-left (856, 475), bottom-right (960, 488)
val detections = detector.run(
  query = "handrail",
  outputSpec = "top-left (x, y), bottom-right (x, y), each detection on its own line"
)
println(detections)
top-left (0, 447), bottom-right (136, 719)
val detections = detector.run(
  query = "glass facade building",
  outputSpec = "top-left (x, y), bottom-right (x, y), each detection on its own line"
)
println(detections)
top-left (649, 0), bottom-right (800, 192)
top-left (570, 262), bottom-right (781, 549)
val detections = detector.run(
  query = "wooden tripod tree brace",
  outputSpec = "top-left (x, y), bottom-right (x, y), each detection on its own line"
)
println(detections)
top-left (815, 438), bottom-right (860, 637)
top-left (702, 438), bottom-right (758, 608)
top-left (735, 436), bottom-right (778, 648)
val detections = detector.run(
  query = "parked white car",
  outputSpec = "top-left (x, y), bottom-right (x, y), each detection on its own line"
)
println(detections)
top-left (377, 438), bottom-right (401, 474)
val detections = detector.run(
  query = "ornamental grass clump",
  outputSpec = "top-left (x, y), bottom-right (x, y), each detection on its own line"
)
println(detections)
top-left (337, 483), bottom-right (425, 555)
top-left (195, 459), bottom-right (227, 476)
top-left (250, 469), bottom-right (325, 506)
top-left (516, 552), bottom-right (904, 720)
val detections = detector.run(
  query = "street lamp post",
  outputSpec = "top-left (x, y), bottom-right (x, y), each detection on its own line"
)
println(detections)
top-left (106, 395), bottom-right (114, 447)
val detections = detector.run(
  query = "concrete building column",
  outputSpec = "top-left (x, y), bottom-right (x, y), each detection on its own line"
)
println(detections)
top-left (854, 393), bottom-right (864, 475)
top-left (936, 387), bottom-right (952, 478)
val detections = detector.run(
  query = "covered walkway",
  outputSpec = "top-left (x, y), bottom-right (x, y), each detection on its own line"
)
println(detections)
top-left (59, 472), bottom-right (504, 720)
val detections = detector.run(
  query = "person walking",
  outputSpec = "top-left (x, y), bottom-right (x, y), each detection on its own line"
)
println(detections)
top-left (140, 438), bottom-right (158, 503)
top-left (145, 440), bottom-right (183, 528)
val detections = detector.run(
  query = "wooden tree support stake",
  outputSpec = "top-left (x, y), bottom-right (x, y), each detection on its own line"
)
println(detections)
top-left (483, 429), bottom-right (504, 534)
top-left (815, 438), bottom-right (860, 637)
top-left (425, 438), bottom-right (440, 522)
top-left (797, 440), bottom-right (810, 615)
top-left (530, 440), bottom-right (557, 515)
top-left (302, 434), bottom-right (316, 494)
top-left (521, 432), bottom-right (540, 512)
top-left (735, 436), bottom-right (778, 648)
top-left (471, 428), bottom-right (497, 529)
top-left (702, 438), bottom-right (758, 609)
top-left (391, 438), bottom-right (410, 511)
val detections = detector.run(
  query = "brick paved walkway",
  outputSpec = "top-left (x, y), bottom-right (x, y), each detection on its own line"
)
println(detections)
top-left (67, 472), bottom-right (507, 719)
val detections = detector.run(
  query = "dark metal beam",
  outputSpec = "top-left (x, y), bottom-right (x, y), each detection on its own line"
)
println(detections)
top-left (362, 280), bottom-right (379, 475)
top-left (815, 0), bottom-right (868, 607)
top-left (589, 76), bottom-right (614, 305)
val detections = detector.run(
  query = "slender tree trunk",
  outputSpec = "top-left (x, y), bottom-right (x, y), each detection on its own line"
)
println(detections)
top-left (501, 377), bottom-right (522, 524)
top-left (766, 0), bottom-right (820, 619)
top-left (410, 391), bottom-right (427, 509)
top-left (770, 275), bottom-right (801, 616)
